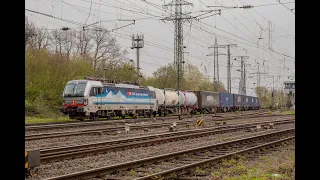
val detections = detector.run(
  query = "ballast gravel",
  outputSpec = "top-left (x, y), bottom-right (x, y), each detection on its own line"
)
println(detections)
top-left (27, 123), bottom-right (294, 180)
top-left (25, 115), bottom-right (293, 149)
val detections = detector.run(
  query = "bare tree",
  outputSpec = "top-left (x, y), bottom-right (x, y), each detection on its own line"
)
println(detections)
top-left (91, 29), bottom-right (111, 69)
top-left (61, 30), bottom-right (76, 59)
top-left (50, 30), bottom-right (63, 55)
top-left (25, 17), bottom-right (36, 50)
top-left (99, 38), bottom-right (122, 67)
top-left (75, 30), bottom-right (92, 60)
top-left (35, 28), bottom-right (50, 50)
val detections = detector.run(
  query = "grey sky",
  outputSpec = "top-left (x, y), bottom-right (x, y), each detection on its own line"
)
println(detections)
top-left (25, 0), bottom-right (295, 96)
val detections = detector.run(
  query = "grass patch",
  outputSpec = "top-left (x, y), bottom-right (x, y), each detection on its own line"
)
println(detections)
top-left (281, 110), bottom-right (295, 115)
top-left (25, 116), bottom-right (72, 124)
top-left (210, 144), bottom-right (295, 180)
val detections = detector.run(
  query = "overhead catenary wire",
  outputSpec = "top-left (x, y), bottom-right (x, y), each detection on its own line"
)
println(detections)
top-left (25, 9), bottom-right (290, 75)
top-left (276, 0), bottom-right (295, 14)
top-left (25, 0), bottom-right (294, 89)
top-left (26, 0), bottom-right (292, 61)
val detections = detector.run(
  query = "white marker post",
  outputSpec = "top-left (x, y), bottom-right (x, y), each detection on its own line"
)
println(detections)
top-left (125, 124), bottom-right (130, 134)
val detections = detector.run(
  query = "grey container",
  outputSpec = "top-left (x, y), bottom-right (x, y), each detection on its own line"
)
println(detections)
top-left (247, 96), bottom-right (253, 107)
top-left (196, 91), bottom-right (220, 108)
top-left (243, 95), bottom-right (250, 107)
top-left (219, 92), bottom-right (234, 107)
top-left (233, 94), bottom-right (244, 107)
top-left (253, 97), bottom-right (259, 107)
top-left (255, 97), bottom-right (260, 107)
top-left (251, 96), bottom-right (256, 107)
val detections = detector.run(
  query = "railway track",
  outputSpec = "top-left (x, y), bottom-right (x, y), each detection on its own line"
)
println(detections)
top-left (44, 128), bottom-right (294, 180)
top-left (25, 114), bottom-right (293, 141)
top-left (26, 110), bottom-right (268, 127)
top-left (39, 119), bottom-right (294, 163)
top-left (25, 110), bottom-right (272, 131)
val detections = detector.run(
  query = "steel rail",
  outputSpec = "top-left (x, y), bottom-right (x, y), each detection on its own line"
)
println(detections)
top-left (40, 119), bottom-right (294, 163)
top-left (26, 114), bottom-right (293, 140)
top-left (43, 128), bottom-right (294, 180)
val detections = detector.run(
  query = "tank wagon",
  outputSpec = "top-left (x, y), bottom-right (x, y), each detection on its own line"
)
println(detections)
top-left (61, 77), bottom-right (260, 120)
top-left (155, 89), bottom-right (198, 116)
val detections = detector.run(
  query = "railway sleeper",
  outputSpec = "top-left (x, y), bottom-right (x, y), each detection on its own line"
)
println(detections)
top-left (109, 135), bottom-right (292, 179)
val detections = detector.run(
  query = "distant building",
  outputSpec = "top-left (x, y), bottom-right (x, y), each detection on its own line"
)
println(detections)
top-left (283, 81), bottom-right (295, 109)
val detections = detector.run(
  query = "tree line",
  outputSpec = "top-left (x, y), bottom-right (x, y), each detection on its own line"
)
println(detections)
top-left (26, 16), bottom-right (288, 117)
top-left (25, 17), bottom-right (227, 117)
top-left (255, 86), bottom-right (291, 109)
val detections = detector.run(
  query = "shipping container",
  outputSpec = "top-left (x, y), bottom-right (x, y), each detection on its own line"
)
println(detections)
top-left (233, 94), bottom-right (244, 107)
top-left (251, 96), bottom-right (256, 107)
top-left (219, 92), bottom-right (234, 107)
top-left (248, 96), bottom-right (254, 107)
top-left (243, 95), bottom-right (250, 107)
top-left (253, 97), bottom-right (259, 107)
top-left (196, 91), bottom-right (219, 108)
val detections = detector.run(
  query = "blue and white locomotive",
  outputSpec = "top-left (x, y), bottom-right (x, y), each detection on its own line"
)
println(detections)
top-left (61, 77), bottom-right (157, 120)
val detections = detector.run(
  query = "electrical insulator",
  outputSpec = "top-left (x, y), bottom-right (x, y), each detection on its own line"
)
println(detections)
top-left (61, 27), bottom-right (70, 31)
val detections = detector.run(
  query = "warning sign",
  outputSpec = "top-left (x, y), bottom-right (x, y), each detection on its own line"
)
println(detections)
top-left (25, 151), bottom-right (29, 169)
top-left (196, 119), bottom-right (203, 126)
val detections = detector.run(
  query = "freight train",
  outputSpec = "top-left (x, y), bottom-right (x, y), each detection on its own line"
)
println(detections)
top-left (60, 77), bottom-right (260, 120)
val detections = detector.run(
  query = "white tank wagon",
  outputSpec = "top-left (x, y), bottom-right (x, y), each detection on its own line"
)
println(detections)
top-left (183, 91), bottom-right (198, 107)
top-left (152, 88), bottom-right (165, 107)
top-left (176, 91), bottom-right (186, 107)
top-left (161, 89), bottom-right (179, 107)
top-left (154, 89), bottom-right (198, 116)
top-left (152, 88), bottom-right (180, 116)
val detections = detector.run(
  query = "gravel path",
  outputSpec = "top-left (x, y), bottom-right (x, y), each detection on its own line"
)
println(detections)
top-left (27, 123), bottom-right (294, 180)
top-left (25, 115), bottom-right (293, 149)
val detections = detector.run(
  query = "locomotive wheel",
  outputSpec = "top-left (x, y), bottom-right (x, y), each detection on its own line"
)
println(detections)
top-left (121, 115), bottom-right (126, 119)
top-left (90, 113), bottom-right (99, 121)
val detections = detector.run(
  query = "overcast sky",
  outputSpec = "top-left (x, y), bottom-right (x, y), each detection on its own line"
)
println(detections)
top-left (25, 0), bottom-right (295, 96)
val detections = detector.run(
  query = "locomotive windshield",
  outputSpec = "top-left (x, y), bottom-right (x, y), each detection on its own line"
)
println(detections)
top-left (63, 82), bottom-right (87, 97)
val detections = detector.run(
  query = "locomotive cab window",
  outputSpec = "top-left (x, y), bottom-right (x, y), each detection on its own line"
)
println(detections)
top-left (97, 87), bottom-right (103, 95)
top-left (90, 87), bottom-right (104, 96)
top-left (90, 88), bottom-right (97, 96)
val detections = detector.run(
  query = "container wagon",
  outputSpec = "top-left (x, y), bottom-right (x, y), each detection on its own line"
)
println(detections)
top-left (219, 92), bottom-right (234, 112)
top-left (233, 94), bottom-right (244, 111)
top-left (195, 91), bottom-right (219, 114)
